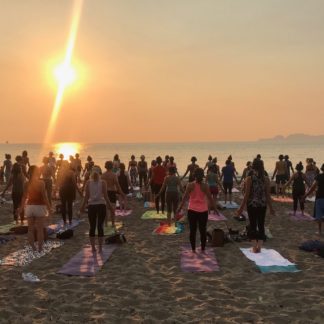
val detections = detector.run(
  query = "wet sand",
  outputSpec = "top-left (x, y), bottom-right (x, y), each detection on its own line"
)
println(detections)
top-left (0, 191), bottom-right (323, 323)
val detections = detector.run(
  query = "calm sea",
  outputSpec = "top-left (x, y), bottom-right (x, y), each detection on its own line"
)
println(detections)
top-left (0, 142), bottom-right (323, 176)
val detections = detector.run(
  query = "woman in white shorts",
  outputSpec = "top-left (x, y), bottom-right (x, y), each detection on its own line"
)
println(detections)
top-left (19, 166), bottom-right (51, 252)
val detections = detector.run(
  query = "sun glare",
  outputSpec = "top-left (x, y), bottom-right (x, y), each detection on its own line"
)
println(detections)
top-left (54, 63), bottom-right (76, 87)
top-left (54, 142), bottom-right (81, 158)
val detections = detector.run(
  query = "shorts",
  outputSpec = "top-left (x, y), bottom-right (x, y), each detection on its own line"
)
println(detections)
top-left (314, 198), bottom-right (324, 220)
top-left (223, 182), bottom-right (233, 194)
top-left (209, 186), bottom-right (219, 195)
top-left (276, 174), bottom-right (286, 184)
top-left (25, 205), bottom-right (48, 218)
top-left (107, 191), bottom-right (117, 204)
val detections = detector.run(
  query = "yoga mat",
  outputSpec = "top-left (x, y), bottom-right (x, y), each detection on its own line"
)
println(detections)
top-left (208, 212), bottom-right (227, 221)
top-left (141, 210), bottom-right (167, 220)
top-left (287, 211), bottom-right (313, 221)
top-left (232, 188), bottom-right (240, 193)
top-left (218, 201), bottom-right (239, 209)
top-left (57, 244), bottom-right (117, 277)
top-left (271, 196), bottom-right (293, 203)
top-left (240, 248), bottom-right (299, 273)
top-left (153, 222), bottom-right (184, 235)
top-left (115, 209), bottom-right (132, 217)
top-left (47, 219), bottom-right (81, 235)
top-left (0, 240), bottom-right (64, 266)
top-left (104, 222), bottom-right (123, 236)
top-left (181, 245), bottom-right (219, 272)
top-left (0, 235), bottom-right (15, 245)
top-left (0, 221), bottom-right (28, 234)
top-left (306, 196), bottom-right (316, 202)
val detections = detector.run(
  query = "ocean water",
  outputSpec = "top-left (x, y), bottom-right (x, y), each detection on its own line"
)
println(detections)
top-left (0, 142), bottom-right (323, 176)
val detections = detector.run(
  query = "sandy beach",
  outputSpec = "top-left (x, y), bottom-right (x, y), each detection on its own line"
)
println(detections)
top-left (0, 190), bottom-right (323, 323)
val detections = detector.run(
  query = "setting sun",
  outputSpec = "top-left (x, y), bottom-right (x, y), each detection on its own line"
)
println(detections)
top-left (54, 63), bottom-right (76, 87)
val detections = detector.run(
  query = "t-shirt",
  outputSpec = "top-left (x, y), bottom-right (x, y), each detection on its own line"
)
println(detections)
top-left (315, 173), bottom-right (324, 199)
top-left (222, 165), bottom-right (234, 183)
top-left (152, 165), bottom-right (166, 185)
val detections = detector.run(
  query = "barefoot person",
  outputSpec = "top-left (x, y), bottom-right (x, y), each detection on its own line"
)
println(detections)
top-left (118, 163), bottom-right (132, 212)
top-left (271, 155), bottom-right (287, 197)
top-left (220, 159), bottom-right (238, 204)
top-left (237, 159), bottom-right (275, 253)
top-left (158, 166), bottom-right (182, 225)
top-left (3, 154), bottom-right (12, 183)
top-left (1, 163), bottom-right (26, 224)
top-left (206, 165), bottom-right (223, 208)
top-left (181, 156), bottom-right (199, 182)
top-left (137, 155), bottom-right (148, 189)
top-left (304, 163), bottom-right (324, 236)
top-left (128, 155), bottom-right (138, 187)
top-left (19, 166), bottom-right (51, 252)
top-left (102, 161), bottom-right (125, 226)
top-left (283, 162), bottom-right (308, 215)
top-left (80, 166), bottom-right (114, 253)
top-left (151, 156), bottom-right (167, 214)
top-left (177, 168), bottom-right (219, 252)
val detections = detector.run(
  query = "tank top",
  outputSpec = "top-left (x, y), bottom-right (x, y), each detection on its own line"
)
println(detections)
top-left (207, 173), bottom-right (217, 187)
top-left (293, 172), bottom-right (305, 194)
top-left (188, 183), bottom-right (208, 212)
top-left (247, 175), bottom-right (267, 208)
top-left (138, 161), bottom-right (147, 173)
top-left (88, 180), bottom-right (106, 205)
top-left (166, 176), bottom-right (178, 193)
top-left (27, 182), bottom-right (46, 205)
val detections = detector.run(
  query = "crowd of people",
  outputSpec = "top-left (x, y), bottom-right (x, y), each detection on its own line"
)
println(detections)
top-left (0, 151), bottom-right (323, 253)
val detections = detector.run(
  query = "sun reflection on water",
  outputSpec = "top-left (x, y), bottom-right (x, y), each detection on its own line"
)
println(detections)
top-left (53, 142), bottom-right (82, 158)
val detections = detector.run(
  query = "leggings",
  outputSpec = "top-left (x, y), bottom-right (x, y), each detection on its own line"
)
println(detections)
top-left (293, 192), bottom-right (305, 212)
top-left (139, 172), bottom-right (147, 188)
top-left (154, 184), bottom-right (165, 213)
top-left (88, 204), bottom-right (106, 237)
top-left (12, 192), bottom-right (23, 221)
top-left (60, 195), bottom-right (74, 223)
top-left (187, 209), bottom-right (208, 251)
top-left (166, 191), bottom-right (179, 215)
top-left (247, 206), bottom-right (266, 241)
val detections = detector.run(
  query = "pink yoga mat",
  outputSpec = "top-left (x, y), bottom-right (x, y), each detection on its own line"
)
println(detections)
top-left (180, 245), bottom-right (220, 272)
top-left (115, 209), bottom-right (132, 217)
top-left (287, 211), bottom-right (313, 221)
top-left (272, 196), bottom-right (293, 203)
top-left (208, 212), bottom-right (227, 221)
top-left (58, 244), bottom-right (117, 276)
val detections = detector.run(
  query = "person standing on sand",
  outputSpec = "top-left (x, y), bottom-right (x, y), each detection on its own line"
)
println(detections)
top-left (177, 168), bottom-right (219, 252)
top-left (1, 163), bottom-right (26, 224)
top-left (19, 166), bottom-right (51, 252)
top-left (284, 155), bottom-right (294, 182)
top-left (157, 166), bottom-right (182, 225)
top-left (220, 159), bottom-right (238, 204)
top-left (3, 154), bottom-right (12, 183)
top-left (137, 155), bottom-right (148, 189)
top-left (128, 155), bottom-right (138, 187)
top-left (271, 154), bottom-right (287, 197)
top-left (48, 152), bottom-right (57, 180)
top-left (102, 161), bottom-right (125, 227)
top-left (305, 158), bottom-right (317, 190)
top-left (40, 157), bottom-right (54, 207)
top-left (203, 155), bottom-right (213, 173)
top-left (283, 162), bottom-right (308, 216)
top-left (237, 159), bottom-right (275, 253)
top-left (21, 150), bottom-right (30, 171)
top-left (151, 156), bottom-right (167, 214)
top-left (16, 155), bottom-right (28, 178)
top-left (166, 156), bottom-right (179, 176)
top-left (57, 161), bottom-right (81, 225)
top-left (80, 166), bottom-right (114, 253)
top-left (206, 166), bottom-right (223, 208)
top-left (118, 163), bottom-right (132, 212)
top-left (182, 156), bottom-right (199, 182)
top-left (162, 155), bottom-right (170, 169)
top-left (304, 163), bottom-right (324, 236)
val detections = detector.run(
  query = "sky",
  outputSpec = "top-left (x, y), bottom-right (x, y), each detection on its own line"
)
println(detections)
top-left (0, 0), bottom-right (324, 143)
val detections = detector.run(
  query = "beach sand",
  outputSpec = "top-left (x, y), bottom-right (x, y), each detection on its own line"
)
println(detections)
top-left (0, 192), bottom-right (323, 323)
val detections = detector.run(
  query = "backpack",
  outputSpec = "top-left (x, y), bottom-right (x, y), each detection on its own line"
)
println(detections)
top-left (56, 229), bottom-right (74, 239)
top-left (105, 232), bottom-right (126, 244)
top-left (211, 229), bottom-right (225, 247)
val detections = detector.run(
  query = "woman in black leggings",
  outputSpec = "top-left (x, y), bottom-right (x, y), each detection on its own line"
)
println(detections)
top-left (80, 166), bottom-right (114, 253)
top-left (178, 168), bottom-right (218, 252)
top-left (237, 159), bottom-right (274, 253)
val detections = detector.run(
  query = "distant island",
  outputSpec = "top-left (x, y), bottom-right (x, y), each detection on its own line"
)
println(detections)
top-left (258, 134), bottom-right (324, 143)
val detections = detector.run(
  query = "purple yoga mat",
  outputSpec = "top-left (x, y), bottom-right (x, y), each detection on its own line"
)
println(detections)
top-left (58, 244), bottom-right (117, 276)
top-left (287, 211), bottom-right (313, 221)
top-left (180, 245), bottom-right (220, 272)
top-left (208, 212), bottom-right (227, 221)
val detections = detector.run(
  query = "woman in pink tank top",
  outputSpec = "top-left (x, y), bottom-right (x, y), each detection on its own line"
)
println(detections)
top-left (178, 168), bottom-right (219, 252)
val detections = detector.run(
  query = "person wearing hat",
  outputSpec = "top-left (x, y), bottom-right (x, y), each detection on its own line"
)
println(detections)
top-left (80, 166), bottom-right (114, 253)
top-left (181, 157), bottom-right (199, 182)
